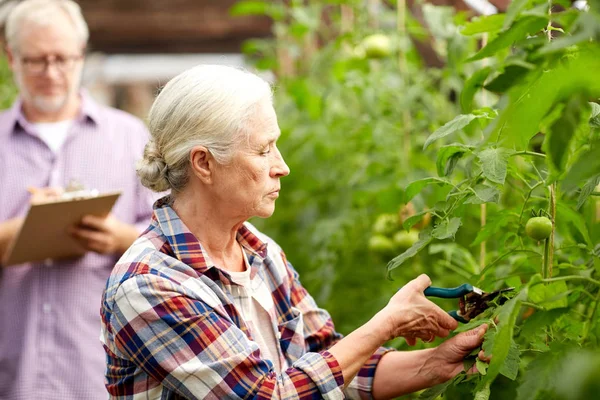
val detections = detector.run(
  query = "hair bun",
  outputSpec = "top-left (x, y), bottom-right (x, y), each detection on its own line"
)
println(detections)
top-left (136, 140), bottom-right (171, 192)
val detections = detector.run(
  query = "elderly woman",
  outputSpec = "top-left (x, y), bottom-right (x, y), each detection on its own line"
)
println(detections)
top-left (100, 65), bottom-right (487, 399)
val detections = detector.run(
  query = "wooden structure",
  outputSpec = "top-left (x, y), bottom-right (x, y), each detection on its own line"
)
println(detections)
top-left (77, 0), bottom-right (271, 54)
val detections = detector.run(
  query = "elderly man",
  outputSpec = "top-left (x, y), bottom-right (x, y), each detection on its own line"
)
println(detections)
top-left (0, 1), bottom-right (157, 398)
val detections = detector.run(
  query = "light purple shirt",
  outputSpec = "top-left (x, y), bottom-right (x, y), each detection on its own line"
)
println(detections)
top-left (0, 92), bottom-right (157, 399)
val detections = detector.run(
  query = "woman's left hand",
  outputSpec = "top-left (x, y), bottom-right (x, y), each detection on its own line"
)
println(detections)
top-left (424, 325), bottom-right (489, 383)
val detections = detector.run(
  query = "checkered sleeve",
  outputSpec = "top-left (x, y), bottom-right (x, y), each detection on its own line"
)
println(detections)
top-left (284, 258), bottom-right (395, 400)
top-left (110, 273), bottom-right (345, 399)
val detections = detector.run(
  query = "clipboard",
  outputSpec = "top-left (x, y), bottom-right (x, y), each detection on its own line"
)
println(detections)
top-left (4, 191), bottom-right (121, 266)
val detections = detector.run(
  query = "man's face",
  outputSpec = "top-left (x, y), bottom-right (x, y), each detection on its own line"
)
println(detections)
top-left (9, 14), bottom-right (84, 115)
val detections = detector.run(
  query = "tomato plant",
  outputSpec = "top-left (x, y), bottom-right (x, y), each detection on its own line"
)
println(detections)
top-left (232, 0), bottom-right (600, 398)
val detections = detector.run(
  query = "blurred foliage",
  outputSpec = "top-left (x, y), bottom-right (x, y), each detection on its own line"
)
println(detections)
top-left (234, 0), bottom-right (600, 398)
top-left (0, 52), bottom-right (17, 108)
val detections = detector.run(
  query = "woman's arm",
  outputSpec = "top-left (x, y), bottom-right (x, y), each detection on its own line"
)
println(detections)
top-left (372, 326), bottom-right (488, 400)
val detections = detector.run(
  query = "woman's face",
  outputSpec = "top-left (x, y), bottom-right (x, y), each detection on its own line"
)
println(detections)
top-left (212, 98), bottom-right (290, 221)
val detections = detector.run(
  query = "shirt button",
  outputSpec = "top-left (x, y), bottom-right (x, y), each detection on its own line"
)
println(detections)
top-left (43, 303), bottom-right (52, 313)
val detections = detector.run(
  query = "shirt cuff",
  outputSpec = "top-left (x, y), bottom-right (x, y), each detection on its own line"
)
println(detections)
top-left (292, 350), bottom-right (345, 399)
top-left (344, 347), bottom-right (396, 400)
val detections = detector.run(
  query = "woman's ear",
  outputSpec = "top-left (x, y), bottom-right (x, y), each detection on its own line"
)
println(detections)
top-left (189, 146), bottom-right (214, 184)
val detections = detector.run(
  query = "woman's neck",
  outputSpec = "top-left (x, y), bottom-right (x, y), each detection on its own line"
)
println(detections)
top-left (171, 190), bottom-right (246, 272)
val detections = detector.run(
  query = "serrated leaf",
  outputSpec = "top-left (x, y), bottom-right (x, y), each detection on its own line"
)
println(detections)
top-left (460, 14), bottom-right (506, 36)
top-left (556, 202), bottom-right (592, 247)
top-left (387, 229), bottom-right (433, 274)
top-left (478, 289), bottom-right (527, 391)
top-left (465, 184), bottom-right (501, 204)
top-left (468, 16), bottom-right (548, 62)
top-left (590, 102), bottom-right (600, 128)
top-left (501, 341), bottom-right (520, 380)
top-left (424, 114), bottom-right (480, 150)
top-left (476, 148), bottom-right (513, 184)
top-left (476, 359), bottom-right (489, 375)
top-left (432, 217), bottom-right (462, 240)
top-left (436, 144), bottom-right (471, 177)
top-left (474, 382), bottom-right (491, 400)
top-left (461, 67), bottom-right (492, 112)
top-left (577, 175), bottom-right (600, 210)
top-left (404, 177), bottom-right (452, 203)
top-left (529, 281), bottom-right (569, 310)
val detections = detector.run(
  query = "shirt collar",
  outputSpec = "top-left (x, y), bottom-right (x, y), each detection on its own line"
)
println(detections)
top-left (10, 90), bottom-right (100, 134)
top-left (152, 196), bottom-right (268, 277)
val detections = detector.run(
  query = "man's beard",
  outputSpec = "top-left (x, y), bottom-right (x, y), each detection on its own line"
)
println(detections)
top-left (15, 70), bottom-right (75, 114)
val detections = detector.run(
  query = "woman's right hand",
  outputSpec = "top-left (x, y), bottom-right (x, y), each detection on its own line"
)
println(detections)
top-left (375, 274), bottom-right (458, 346)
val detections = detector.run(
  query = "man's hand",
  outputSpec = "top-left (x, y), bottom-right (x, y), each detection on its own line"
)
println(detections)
top-left (424, 325), bottom-right (489, 383)
top-left (69, 214), bottom-right (139, 255)
top-left (28, 186), bottom-right (63, 204)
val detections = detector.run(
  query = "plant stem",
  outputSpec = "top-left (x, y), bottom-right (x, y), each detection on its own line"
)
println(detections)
top-left (512, 150), bottom-right (546, 159)
top-left (542, 237), bottom-right (550, 279)
top-left (397, 0), bottom-right (412, 167)
top-left (548, 183), bottom-right (556, 278)
top-left (538, 276), bottom-right (600, 286)
top-left (480, 203), bottom-right (486, 271)
top-left (518, 181), bottom-right (544, 229)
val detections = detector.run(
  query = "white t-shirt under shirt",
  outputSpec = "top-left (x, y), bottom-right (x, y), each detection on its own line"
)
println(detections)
top-left (33, 120), bottom-right (73, 154)
top-left (228, 253), bottom-right (287, 374)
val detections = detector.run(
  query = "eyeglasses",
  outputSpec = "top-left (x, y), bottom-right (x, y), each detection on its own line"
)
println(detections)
top-left (20, 54), bottom-right (83, 75)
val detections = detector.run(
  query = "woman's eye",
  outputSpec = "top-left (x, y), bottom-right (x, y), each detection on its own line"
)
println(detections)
top-left (260, 147), bottom-right (271, 155)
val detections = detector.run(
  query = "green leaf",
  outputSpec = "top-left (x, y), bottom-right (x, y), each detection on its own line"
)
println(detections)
top-left (484, 65), bottom-right (531, 94)
top-left (465, 184), bottom-right (501, 204)
top-left (577, 175), bottom-right (600, 210)
top-left (432, 217), bottom-right (462, 240)
top-left (461, 67), bottom-right (492, 112)
top-left (478, 289), bottom-right (527, 391)
top-left (516, 350), bottom-right (562, 400)
top-left (229, 1), bottom-right (285, 20)
top-left (436, 144), bottom-right (472, 177)
top-left (460, 14), bottom-right (506, 36)
top-left (556, 202), bottom-right (592, 247)
top-left (471, 210), bottom-right (515, 247)
top-left (418, 379), bottom-right (453, 400)
top-left (562, 142), bottom-right (600, 191)
top-left (474, 381), bottom-right (491, 400)
top-left (590, 102), bottom-right (600, 128)
top-left (403, 177), bottom-right (452, 203)
top-left (387, 228), bottom-right (433, 274)
top-left (476, 148), bottom-right (513, 184)
top-left (476, 359), bottom-right (489, 375)
top-left (468, 16), bottom-right (548, 62)
top-left (424, 114), bottom-right (479, 150)
top-left (520, 308), bottom-right (569, 338)
top-left (529, 281), bottom-right (569, 310)
top-left (489, 47), bottom-right (600, 150)
top-left (402, 210), bottom-right (429, 231)
top-left (543, 97), bottom-right (587, 176)
top-left (501, 341), bottom-right (521, 380)
top-left (504, 0), bottom-right (531, 29)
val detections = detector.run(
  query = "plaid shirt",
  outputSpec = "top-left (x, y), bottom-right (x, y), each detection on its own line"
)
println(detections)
top-left (101, 197), bottom-right (391, 399)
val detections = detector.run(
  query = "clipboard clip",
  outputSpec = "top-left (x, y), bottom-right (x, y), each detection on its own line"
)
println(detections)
top-left (61, 179), bottom-right (99, 201)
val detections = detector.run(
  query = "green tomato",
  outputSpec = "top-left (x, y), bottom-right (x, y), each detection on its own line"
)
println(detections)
top-left (525, 216), bottom-right (552, 241)
top-left (361, 34), bottom-right (392, 59)
top-left (393, 229), bottom-right (419, 251)
top-left (368, 234), bottom-right (395, 254)
top-left (373, 213), bottom-right (399, 236)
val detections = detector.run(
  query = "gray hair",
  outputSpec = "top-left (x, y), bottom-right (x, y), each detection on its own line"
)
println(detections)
top-left (5, 0), bottom-right (89, 52)
top-left (137, 64), bottom-right (273, 193)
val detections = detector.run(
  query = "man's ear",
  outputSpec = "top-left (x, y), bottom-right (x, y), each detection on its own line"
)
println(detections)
top-left (189, 146), bottom-right (214, 184)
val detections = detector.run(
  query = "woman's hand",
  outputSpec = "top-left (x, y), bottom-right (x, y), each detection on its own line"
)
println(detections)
top-left (424, 325), bottom-right (489, 383)
top-left (375, 274), bottom-right (459, 345)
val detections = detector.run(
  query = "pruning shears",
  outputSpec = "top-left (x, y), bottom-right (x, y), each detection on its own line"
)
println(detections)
top-left (424, 283), bottom-right (514, 323)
